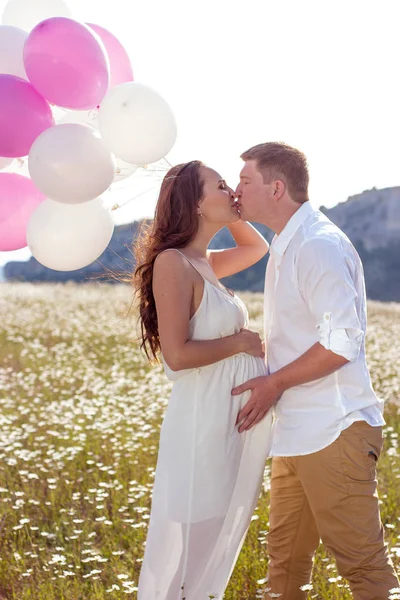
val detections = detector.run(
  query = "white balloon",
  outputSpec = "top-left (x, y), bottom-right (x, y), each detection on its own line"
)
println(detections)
top-left (0, 157), bottom-right (14, 170)
top-left (27, 197), bottom-right (114, 271)
top-left (28, 124), bottom-right (116, 204)
top-left (1, 0), bottom-right (72, 31)
top-left (56, 110), bottom-right (137, 182)
top-left (98, 82), bottom-right (177, 166)
top-left (0, 25), bottom-right (27, 78)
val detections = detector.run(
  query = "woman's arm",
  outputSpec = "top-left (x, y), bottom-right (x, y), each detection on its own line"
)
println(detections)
top-left (208, 221), bottom-right (269, 279)
top-left (153, 251), bottom-right (263, 371)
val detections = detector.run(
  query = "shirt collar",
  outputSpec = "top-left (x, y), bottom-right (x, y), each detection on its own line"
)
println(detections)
top-left (270, 201), bottom-right (315, 257)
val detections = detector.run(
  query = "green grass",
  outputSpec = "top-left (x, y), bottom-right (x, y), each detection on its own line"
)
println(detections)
top-left (0, 283), bottom-right (399, 599)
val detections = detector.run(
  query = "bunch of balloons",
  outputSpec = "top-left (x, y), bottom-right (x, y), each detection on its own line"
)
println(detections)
top-left (0, 0), bottom-right (177, 271)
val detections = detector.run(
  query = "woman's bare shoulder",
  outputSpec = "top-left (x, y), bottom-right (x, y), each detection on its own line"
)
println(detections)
top-left (153, 249), bottom-right (193, 282)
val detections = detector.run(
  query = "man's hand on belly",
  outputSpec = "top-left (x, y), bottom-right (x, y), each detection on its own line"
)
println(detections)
top-left (232, 376), bottom-right (282, 433)
top-left (232, 342), bottom-right (350, 433)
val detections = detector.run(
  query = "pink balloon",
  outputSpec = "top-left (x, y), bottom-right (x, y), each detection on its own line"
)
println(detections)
top-left (0, 74), bottom-right (54, 158)
top-left (87, 23), bottom-right (134, 88)
top-left (0, 173), bottom-right (45, 251)
top-left (24, 17), bottom-right (110, 110)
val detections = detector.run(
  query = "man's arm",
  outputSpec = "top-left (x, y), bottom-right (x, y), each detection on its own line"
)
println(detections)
top-left (233, 342), bottom-right (348, 432)
top-left (274, 342), bottom-right (349, 389)
top-left (233, 237), bottom-right (364, 433)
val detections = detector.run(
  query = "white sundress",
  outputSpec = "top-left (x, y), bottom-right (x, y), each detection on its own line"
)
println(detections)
top-left (137, 250), bottom-right (274, 599)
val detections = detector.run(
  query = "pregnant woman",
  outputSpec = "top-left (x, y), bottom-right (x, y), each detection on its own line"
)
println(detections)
top-left (135, 160), bottom-right (274, 599)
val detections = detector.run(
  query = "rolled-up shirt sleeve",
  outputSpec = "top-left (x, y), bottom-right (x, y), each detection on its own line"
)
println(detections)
top-left (297, 238), bottom-right (364, 362)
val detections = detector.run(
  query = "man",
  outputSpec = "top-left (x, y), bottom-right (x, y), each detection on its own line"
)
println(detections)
top-left (232, 142), bottom-right (399, 599)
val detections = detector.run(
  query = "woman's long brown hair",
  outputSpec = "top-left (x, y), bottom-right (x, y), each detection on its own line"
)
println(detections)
top-left (133, 160), bottom-right (205, 362)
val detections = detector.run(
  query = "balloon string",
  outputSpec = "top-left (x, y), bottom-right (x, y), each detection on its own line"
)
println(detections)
top-left (111, 158), bottom-right (172, 210)
top-left (111, 186), bottom-right (157, 211)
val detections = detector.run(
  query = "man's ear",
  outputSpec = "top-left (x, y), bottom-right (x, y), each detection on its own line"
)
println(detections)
top-left (273, 180), bottom-right (286, 200)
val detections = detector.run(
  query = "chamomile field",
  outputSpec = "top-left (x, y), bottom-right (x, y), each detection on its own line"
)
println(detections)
top-left (0, 283), bottom-right (399, 599)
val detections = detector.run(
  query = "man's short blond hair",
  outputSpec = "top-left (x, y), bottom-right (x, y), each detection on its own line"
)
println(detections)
top-left (241, 142), bottom-right (309, 204)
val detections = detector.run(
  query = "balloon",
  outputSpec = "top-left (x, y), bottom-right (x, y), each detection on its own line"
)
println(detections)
top-left (1, 0), bottom-right (72, 32)
top-left (0, 157), bottom-right (14, 170)
top-left (56, 110), bottom-right (137, 182)
top-left (0, 173), bottom-right (45, 251)
top-left (27, 197), bottom-right (114, 271)
top-left (98, 83), bottom-right (177, 166)
top-left (86, 23), bottom-right (133, 88)
top-left (28, 124), bottom-right (116, 204)
top-left (0, 74), bottom-right (54, 158)
top-left (0, 25), bottom-right (27, 78)
top-left (24, 17), bottom-right (109, 110)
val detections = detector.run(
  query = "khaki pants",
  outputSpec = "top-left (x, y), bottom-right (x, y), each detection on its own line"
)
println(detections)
top-left (266, 421), bottom-right (399, 600)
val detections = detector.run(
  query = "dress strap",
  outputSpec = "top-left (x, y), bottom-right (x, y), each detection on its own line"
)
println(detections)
top-left (159, 248), bottom-right (206, 281)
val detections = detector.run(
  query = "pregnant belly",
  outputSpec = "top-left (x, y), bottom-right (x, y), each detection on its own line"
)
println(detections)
top-left (163, 350), bottom-right (268, 383)
top-left (232, 352), bottom-right (268, 382)
top-left (165, 352), bottom-right (268, 421)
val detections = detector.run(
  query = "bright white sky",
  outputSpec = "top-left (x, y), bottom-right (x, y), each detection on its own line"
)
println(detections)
top-left (1, 0), bottom-right (400, 265)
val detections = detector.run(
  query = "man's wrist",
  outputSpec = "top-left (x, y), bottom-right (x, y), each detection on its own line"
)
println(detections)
top-left (269, 370), bottom-right (288, 396)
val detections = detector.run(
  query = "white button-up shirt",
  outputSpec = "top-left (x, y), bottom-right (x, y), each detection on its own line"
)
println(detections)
top-left (265, 201), bottom-right (384, 457)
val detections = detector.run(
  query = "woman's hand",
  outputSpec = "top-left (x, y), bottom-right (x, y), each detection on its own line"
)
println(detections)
top-left (237, 328), bottom-right (265, 358)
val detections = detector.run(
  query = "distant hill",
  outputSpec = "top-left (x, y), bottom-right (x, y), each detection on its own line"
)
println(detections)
top-left (4, 221), bottom-right (141, 285)
top-left (4, 186), bottom-right (400, 301)
top-left (321, 186), bottom-right (400, 301)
